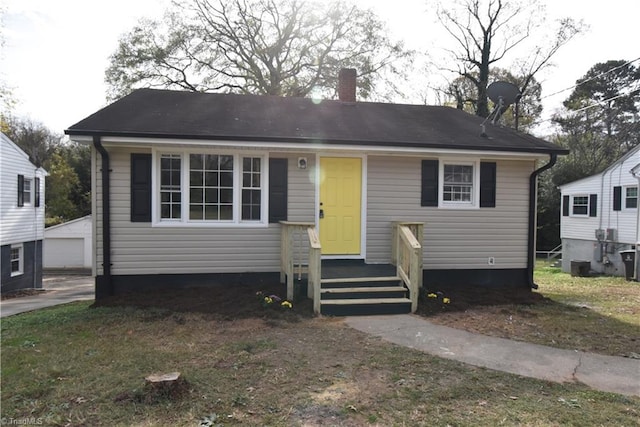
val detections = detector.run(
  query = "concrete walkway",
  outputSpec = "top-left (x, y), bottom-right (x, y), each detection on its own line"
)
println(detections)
top-left (346, 314), bottom-right (640, 397)
top-left (1, 275), bottom-right (94, 318)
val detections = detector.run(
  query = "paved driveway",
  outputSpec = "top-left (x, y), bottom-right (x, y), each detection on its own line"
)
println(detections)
top-left (1, 275), bottom-right (94, 318)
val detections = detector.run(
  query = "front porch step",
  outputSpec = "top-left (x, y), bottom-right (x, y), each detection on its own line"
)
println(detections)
top-left (319, 275), bottom-right (411, 316)
top-left (320, 297), bottom-right (412, 316)
top-left (321, 286), bottom-right (408, 300)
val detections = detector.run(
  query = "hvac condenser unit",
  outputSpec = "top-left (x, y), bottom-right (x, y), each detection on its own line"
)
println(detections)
top-left (606, 228), bottom-right (617, 241)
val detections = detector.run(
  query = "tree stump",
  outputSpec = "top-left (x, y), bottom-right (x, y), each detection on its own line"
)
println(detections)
top-left (144, 372), bottom-right (184, 399)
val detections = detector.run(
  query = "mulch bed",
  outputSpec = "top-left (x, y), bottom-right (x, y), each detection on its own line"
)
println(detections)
top-left (92, 280), bottom-right (547, 319)
top-left (416, 285), bottom-right (549, 317)
top-left (92, 282), bottom-right (313, 321)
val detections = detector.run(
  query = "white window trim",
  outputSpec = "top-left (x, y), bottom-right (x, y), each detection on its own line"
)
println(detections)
top-left (624, 186), bottom-right (638, 210)
top-left (10, 244), bottom-right (24, 277)
top-left (151, 148), bottom-right (269, 227)
top-left (438, 159), bottom-right (480, 209)
top-left (570, 194), bottom-right (590, 217)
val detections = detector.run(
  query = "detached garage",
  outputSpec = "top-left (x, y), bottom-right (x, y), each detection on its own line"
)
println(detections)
top-left (44, 216), bottom-right (92, 270)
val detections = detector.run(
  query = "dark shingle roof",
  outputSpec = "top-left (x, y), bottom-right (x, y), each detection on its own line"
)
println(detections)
top-left (66, 88), bottom-right (567, 155)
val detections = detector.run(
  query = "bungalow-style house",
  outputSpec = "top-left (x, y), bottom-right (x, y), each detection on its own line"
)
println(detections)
top-left (65, 70), bottom-right (567, 314)
top-left (559, 145), bottom-right (640, 277)
top-left (0, 133), bottom-right (47, 293)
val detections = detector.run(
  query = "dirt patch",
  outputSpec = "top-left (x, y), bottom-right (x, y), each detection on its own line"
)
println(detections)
top-left (1, 289), bottom-right (48, 300)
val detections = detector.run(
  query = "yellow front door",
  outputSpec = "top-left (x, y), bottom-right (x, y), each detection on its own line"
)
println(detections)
top-left (319, 157), bottom-right (362, 255)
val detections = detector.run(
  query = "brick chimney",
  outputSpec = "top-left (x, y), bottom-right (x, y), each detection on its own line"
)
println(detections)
top-left (338, 68), bottom-right (357, 102)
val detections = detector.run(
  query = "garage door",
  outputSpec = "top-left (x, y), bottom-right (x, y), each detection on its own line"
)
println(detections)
top-left (44, 238), bottom-right (84, 268)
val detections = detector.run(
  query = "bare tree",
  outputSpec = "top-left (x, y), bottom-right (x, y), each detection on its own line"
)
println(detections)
top-left (436, 0), bottom-right (583, 118)
top-left (106, 0), bottom-right (413, 101)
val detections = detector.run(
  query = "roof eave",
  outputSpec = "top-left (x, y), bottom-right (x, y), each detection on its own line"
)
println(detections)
top-left (64, 129), bottom-right (569, 156)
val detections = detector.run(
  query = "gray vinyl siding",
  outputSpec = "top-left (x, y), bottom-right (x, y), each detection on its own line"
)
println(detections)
top-left (94, 146), bottom-right (314, 276)
top-left (366, 156), bottom-right (534, 269)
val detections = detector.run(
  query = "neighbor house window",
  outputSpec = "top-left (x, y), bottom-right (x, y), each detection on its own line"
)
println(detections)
top-left (572, 196), bottom-right (589, 216)
top-left (625, 187), bottom-right (638, 209)
top-left (23, 178), bottom-right (32, 205)
top-left (10, 244), bottom-right (23, 276)
top-left (155, 151), bottom-right (266, 225)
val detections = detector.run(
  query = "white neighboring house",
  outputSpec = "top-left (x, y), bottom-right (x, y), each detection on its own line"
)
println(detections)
top-left (44, 215), bottom-right (92, 270)
top-left (0, 133), bottom-right (47, 292)
top-left (559, 145), bottom-right (640, 277)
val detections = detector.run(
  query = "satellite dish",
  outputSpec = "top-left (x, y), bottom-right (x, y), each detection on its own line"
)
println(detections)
top-left (487, 81), bottom-right (521, 107)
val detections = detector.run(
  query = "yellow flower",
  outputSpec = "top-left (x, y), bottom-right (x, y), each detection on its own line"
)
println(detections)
top-left (264, 296), bottom-right (273, 304)
top-left (281, 301), bottom-right (292, 309)
top-left (427, 293), bottom-right (437, 298)
top-left (443, 298), bottom-right (450, 304)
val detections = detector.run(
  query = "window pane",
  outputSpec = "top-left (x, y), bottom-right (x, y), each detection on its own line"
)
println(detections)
top-left (205, 205), bottom-right (218, 220)
top-left (220, 172), bottom-right (233, 187)
top-left (220, 205), bottom-right (233, 220)
top-left (190, 188), bottom-right (203, 203)
top-left (190, 154), bottom-right (203, 170)
top-left (205, 188), bottom-right (218, 203)
top-left (243, 172), bottom-right (251, 187)
top-left (205, 155), bottom-right (218, 171)
top-left (205, 172), bottom-right (217, 186)
top-left (220, 189), bottom-right (233, 203)
top-left (190, 204), bottom-right (203, 220)
top-left (243, 157), bottom-right (252, 170)
top-left (190, 171), bottom-right (203, 186)
top-left (220, 155), bottom-right (233, 170)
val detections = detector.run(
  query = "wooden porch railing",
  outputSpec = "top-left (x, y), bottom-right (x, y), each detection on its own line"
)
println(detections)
top-left (279, 221), bottom-right (319, 303)
top-left (392, 222), bottom-right (423, 313)
top-left (307, 227), bottom-right (322, 314)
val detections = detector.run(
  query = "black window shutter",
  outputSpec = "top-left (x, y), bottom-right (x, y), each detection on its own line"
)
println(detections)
top-left (269, 158), bottom-right (288, 223)
top-left (17, 174), bottom-right (24, 207)
top-left (34, 177), bottom-right (40, 207)
top-left (130, 153), bottom-right (152, 222)
top-left (480, 162), bottom-right (497, 208)
top-left (589, 194), bottom-right (598, 217)
top-left (613, 186), bottom-right (622, 211)
top-left (562, 195), bottom-right (569, 216)
top-left (421, 160), bottom-right (438, 207)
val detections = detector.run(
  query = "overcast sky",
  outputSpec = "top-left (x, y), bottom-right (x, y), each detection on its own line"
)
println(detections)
top-left (2, 0), bottom-right (639, 136)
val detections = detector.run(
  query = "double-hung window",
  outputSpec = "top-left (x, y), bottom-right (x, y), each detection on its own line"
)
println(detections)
top-left (155, 151), bottom-right (266, 225)
top-left (439, 160), bottom-right (479, 207)
top-left (625, 187), bottom-right (638, 209)
top-left (572, 196), bottom-right (589, 216)
top-left (23, 179), bottom-right (32, 205)
top-left (10, 244), bottom-right (23, 276)
top-left (160, 154), bottom-right (182, 220)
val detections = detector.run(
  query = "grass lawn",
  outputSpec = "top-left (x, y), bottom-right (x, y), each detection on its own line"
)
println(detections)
top-left (2, 283), bottom-right (639, 426)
